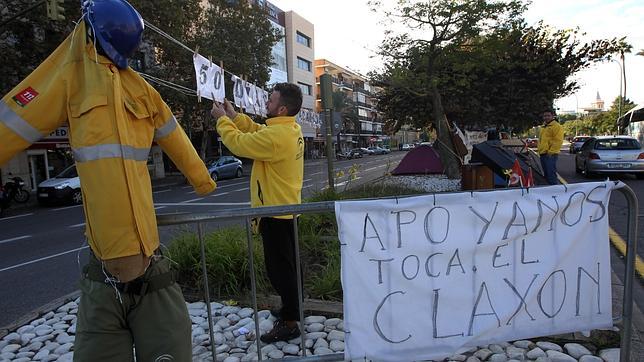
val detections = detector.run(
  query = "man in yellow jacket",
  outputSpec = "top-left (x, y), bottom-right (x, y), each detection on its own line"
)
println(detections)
top-left (537, 109), bottom-right (564, 185)
top-left (212, 83), bottom-right (304, 343)
top-left (0, 1), bottom-right (215, 360)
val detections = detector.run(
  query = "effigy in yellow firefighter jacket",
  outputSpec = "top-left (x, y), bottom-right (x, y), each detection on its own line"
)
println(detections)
top-left (0, 21), bottom-right (216, 281)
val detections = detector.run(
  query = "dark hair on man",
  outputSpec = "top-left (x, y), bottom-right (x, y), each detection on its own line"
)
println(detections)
top-left (273, 83), bottom-right (303, 116)
top-left (543, 108), bottom-right (556, 115)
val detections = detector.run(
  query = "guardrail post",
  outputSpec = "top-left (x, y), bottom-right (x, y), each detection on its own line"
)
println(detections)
top-left (293, 215), bottom-right (307, 357)
top-left (616, 184), bottom-right (639, 362)
top-left (245, 217), bottom-right (263, 361)
top-left (198, 222), bottom-right (217, 362)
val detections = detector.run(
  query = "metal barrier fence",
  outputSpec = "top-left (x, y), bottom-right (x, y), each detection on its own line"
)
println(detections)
top-left (157, 184), bottom-right (638, 362)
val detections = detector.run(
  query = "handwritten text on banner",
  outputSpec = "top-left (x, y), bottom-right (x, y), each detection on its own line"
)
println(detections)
top-left (335, 181), bottom-right (620, 362)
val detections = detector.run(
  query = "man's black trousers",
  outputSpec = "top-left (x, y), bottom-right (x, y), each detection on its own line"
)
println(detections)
top-left (259, 217), bottom-right (302, 321)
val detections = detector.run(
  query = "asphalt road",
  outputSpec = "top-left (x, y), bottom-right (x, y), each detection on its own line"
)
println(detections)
top-left (1, 149), bottom-right (641, 329)
top-left (0, 152), bottom-right (406, 328)
top-left (555, 149), bottom-right (644, 316)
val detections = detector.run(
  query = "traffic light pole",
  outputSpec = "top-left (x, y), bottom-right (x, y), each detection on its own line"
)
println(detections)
top-left (325, 109), bottom-right (335, 192)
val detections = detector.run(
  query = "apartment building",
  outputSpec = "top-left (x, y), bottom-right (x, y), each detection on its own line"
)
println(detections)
top-left (262, 2), bottom-right (318, 155)
top-left (314, 59), bottom-right (386, 152)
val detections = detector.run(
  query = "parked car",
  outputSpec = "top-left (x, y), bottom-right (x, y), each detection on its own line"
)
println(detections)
top-left (402, 144), bottom-right (413, 151)
top-left (337, 149), bottom-right (363, 159)
top-left (574, 136), bottom-right (644, 179)
top-left (525, 138), bottom-right (539, 148)
top-left (367, 146), bottom-right (390, 155)
top-left (569, 136), bottom-right (591, 153)
top-left (37, 165), bottom-right (82, 205)
top-left (207, 156), bottom-right (243, 181)
top-left (353, 148), bottom-right (373, 156)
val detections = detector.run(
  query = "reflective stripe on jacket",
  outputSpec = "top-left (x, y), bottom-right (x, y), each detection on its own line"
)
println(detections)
top-left (0, 21), bottom-right (216, 260)
top-left (537, 120), bottom-right (564, 155)
top-left (216, 113), bottom-right (303, 218)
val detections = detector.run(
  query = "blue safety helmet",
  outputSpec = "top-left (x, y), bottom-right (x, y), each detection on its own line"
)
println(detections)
top-left (83, 0), bottom-right (144, 69)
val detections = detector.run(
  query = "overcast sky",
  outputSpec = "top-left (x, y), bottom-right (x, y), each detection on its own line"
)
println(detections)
top-left (270, 0), bottom-right (644, 113)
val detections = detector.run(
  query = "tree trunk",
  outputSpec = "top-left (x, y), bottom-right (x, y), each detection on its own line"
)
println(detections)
top-left (430, 83), bottom-right (461, 179)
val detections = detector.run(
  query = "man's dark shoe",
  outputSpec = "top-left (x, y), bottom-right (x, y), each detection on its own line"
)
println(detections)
top-left (260, 319), bottom-right (300, 343)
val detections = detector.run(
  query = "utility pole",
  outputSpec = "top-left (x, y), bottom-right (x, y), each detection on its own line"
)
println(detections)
top-left (320, 74), bottom-right (335, 191)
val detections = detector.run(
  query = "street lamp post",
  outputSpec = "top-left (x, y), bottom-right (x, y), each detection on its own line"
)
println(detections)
top-left (573, 94), bottom-right (579, 136)
top-left (612, 59), bottom-right (624, 120)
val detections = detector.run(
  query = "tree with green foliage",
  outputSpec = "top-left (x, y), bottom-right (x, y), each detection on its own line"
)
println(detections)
top-left (370, 0), bottom-right (628, 178)
top-left (133, 0), bottom-right (280, 159)
top-left (1, 0), bottom-right (279, 160)
top-left (369, 0), bottom-right (527, 178)
top-left (560, 96), bottom-right (635, 137)
top-left (0, 0), bottom-right (80, 96)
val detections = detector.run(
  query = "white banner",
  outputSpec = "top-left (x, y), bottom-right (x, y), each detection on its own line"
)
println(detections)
top-left (231, 75), bottom-right (245, 108)
top-left (255, 87), bottom-right (269, 117)
top-left (193, 54), bottom-right (225, 101)
top-left (244, 82), bottom-right (258, 115)
top-left (335, 181), bottom-right (620, 362)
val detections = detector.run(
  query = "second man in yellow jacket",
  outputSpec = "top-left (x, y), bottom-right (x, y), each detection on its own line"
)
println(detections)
top-left (212, 83), bottom-right (304, 343)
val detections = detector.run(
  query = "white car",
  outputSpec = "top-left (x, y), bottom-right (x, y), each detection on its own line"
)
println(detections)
top-left (37, 165), bottom-right (82, 205)
top-left (574, 136), bottom-right (644, 179)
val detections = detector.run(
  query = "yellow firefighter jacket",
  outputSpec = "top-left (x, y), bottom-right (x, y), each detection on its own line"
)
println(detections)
top-left (537, 120), bottom-right (564, 155)
top-left (216, 113), bottom-right (303, 218)
top-left (0, 22), bottom-right (215, 263)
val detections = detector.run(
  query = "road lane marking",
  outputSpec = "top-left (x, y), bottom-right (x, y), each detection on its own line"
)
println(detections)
top-left (189, 181), bottom-right (249, 194)
top-left (68, 223), bottom-right (85, 228)
top-left (210, 187), bottom-right (249, 196)
top-left (217, 181), bottom-right (248, 188)
top-left (364, 165), bottom-right (388, 172)
top-left (0, 235), bottom-right (31, 245)
top-left (154, 206), bottom-right (166, 210)
top-left (154, 202), bottom-right (250, 206)
top-left (0, 246), bottom-right (89, 273)
top-left (0, 213), bottom-right (33, 221)
top-left (609, 228), bottom-right (644, 279)
top-left (559, 175), bottom-right (644, 279)
top-left (153, 189), bottom-right (171, 194)
top-left (52, 205), bottom-right (82, 211)
top-left (184, 197), bottom-right (204, 203)
top-left (181, 185), bottom-right (192, 189)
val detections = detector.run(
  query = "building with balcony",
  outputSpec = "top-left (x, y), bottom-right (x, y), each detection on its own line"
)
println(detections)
top-left (314, 59), bottom-right (386, 152)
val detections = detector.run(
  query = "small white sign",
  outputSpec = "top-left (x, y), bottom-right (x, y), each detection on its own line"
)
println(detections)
top-left (193, 54), bottom-right (225, 101)
top-left (232, 75), bottom-right (245, 109)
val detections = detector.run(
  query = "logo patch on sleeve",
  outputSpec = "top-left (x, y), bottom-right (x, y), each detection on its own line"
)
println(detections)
top-left (12, 87), bottom-right (39, 107)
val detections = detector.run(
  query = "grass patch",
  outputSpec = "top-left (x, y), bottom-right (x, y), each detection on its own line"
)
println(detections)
top-left (168, 178), bottom-right (423, 301)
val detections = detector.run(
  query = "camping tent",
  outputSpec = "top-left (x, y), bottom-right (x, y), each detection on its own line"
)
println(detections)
top-left (391, 145), bottom-right (444, 175)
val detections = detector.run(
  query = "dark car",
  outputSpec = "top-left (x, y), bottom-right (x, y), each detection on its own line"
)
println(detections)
top-left (207, 156), bottom-right (243, 181)
top-left (569, 136), bottom-right (591, 153)
top-left (337, 149), bottom-right (363, 160)
top-left (574, 136), bottom-right (644, 179)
